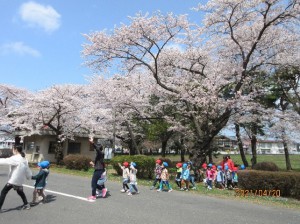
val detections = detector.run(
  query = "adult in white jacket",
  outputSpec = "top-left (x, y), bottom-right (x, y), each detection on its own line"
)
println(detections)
top-left (0, 145), bottom-right (32, 211)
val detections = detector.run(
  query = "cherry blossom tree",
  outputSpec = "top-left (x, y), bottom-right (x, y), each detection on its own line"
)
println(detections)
top-left (0, 84), bottom-right (32, 144)
top-left (82, 1), bottom-right (300, 164)
top-left (87, 72), bottom-right (156, 155)
top-left (15, 84), bottom-right (91, 163)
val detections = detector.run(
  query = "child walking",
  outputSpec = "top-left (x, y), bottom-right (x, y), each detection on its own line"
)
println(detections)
top-left (224, 165), bottom-right (233, 189)
top-left (157, 162), bottom-right (172, 192)
top-left (206, 164), bottom-right (214, 190)
top-left (175, 163), bottom-right (182, 189)
top-left (181, 163), bottom-right (190, 191)
top-left (215, 165), bottom-right (225, 189)
top-left (232, 167), bottom-right (238, 189)
top-left (96, 168), bottom-right (108, 198)
top-left (118, 162), bottom-right (130, 193)
top-left (150, 159), bottom-right (162, 190)
top-left (128, 162), bottom-right (139, 196)
top-left (31, 160), bottom-right (50, 205)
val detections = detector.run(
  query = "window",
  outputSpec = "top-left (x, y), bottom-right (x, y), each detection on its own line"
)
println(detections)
top-left (27, 142), bottom-right (35, 151)
top-left (68, 142), bottom-right (81, 154)
top-left (48, 141), bottom-right (56, 154)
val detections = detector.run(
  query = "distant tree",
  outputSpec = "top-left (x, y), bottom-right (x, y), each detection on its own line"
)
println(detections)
top-left (0, 84), bottom-right (32, 144)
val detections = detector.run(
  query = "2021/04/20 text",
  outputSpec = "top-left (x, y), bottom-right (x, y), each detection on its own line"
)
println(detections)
top-left (235, 189), bottom-right (281, 197)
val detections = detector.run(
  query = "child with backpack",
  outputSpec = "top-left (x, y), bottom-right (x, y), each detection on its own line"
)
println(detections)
top-left (128, 162), bottom-right (139, 196)
top-left (31, 160), bottom-right (50, 205)
top-left (96, 169), bottom-right (108, 198)
top-left (224, 165), bottom-right (233, 189)
top-left (232, 167), bottom-right (238, 189)
top-left (181, 163), bottom-right (190, 191)
top-left (157, 162), bottom-right (172, 192)
top-left (215, 165), bottom-right (225, 189)
top-left (175, 163), bottom-right (182, 189)
top-left (206, 164), bottom-right (214, 190)
top-left (150, 159), bottom-right (162, 190)
top-left (118, 162), bottom-right (130, 193)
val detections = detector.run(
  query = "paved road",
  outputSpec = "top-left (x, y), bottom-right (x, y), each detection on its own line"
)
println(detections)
top-left (0, 166), bottom-right (299, 224)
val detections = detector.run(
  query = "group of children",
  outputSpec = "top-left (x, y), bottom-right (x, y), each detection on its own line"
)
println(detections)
top-left (201, 160), bottom-right (244, 190)
top-left (118, 161), bottom-right (139, 196)
top-left (149, 159), bottom-right (196, 192)
top-left (117, 156), bottom-right (244, 194)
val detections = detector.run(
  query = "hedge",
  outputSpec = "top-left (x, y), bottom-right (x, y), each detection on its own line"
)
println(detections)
top-left (63, 154), bottom-right (92, 171)
top-left (238, 170), bottom-right (300, 199)
top-left (110, 155), bottom-right (155, 179)
top-left (252, 162), bottom-right (279, 172)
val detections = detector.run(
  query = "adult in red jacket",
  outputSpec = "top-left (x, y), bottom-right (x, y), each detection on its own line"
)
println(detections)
top-left (220, 155), bottom-right (235, 171)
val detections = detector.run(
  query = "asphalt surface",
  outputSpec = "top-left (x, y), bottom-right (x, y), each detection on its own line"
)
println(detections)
top-left (0, 165), bottom-right (299, 224)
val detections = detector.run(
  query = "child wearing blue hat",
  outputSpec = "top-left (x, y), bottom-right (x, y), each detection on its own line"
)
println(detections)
top-left (128, 162), bottom-right (139, 196)
top-left (31, 160), bottom-right (50, 205)
top-left (215, 165), bottom-right (225, 189)
top-left (180, 163), bottom-right (190, 191)
top-left (206, 164), bottom-right (214, 190)
top-left (157, 162), bottom-right (172, 192)
top-left (224, 165), bottom-right (233, 189)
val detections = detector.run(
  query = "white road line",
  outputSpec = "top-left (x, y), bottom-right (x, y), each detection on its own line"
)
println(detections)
top-left (23, 184), bottom-right (94, 202)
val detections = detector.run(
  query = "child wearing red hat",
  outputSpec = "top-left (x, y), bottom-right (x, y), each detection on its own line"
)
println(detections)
top-left (232, 167), bottom-right (238, 189)
top-left (175, 163), bottom-right (182, 189)
top-left (118, 162), bottom-right (130, 193)
top-left (150, 159), bottom-right (162, 190)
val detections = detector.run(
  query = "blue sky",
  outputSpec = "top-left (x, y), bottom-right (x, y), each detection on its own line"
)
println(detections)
top-left (0, 0), bottom-right (206, 91)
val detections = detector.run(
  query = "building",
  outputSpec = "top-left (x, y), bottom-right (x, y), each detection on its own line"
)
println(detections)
top-left (16, 130), bottom-right (113, 163)
top-left (0, 136), bottom-right (14, 150)
top-left (254, 140), bottom-right (299, 154)
top-left (214, 135), bottom-right (239, 154)
top-left (214, 135), bottom-right (299, 155)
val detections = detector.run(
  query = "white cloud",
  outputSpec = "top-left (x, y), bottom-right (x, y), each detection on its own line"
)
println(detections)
top-left (19, 1), bottom-right (61, 33)
top-left (0, 42), bottom-right (41, 57)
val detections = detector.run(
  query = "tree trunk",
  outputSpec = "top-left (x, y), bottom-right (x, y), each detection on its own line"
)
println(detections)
top-left (250, 134), bottom-right (257, 168)
top-left (180, 137), bottom-right (185, 162)
top-left (55, 140), bottom-right (64, 165)
top-left (190, 136), bottom-right (214, 166)
top-left (235, 123), bottom-right (249, 167)
top-left (282, 134), bottom-right (292, 171)
top-left (160, 132), bottom-right (172, 158)
top-left (161, 140), bottom-right (167, 158)
top-left (208, 150), bottom-right (213, 164)
top-left (126, 121), bottom-right (140, 155)
top-left (188, 106), bottom-right (232, 166)
top-left (15, 135), bottom-right (21, 145)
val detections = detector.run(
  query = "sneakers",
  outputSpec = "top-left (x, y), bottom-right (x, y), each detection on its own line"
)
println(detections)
top-left (191, 187), bottom-right (197, 190)
top-left (126, 189), bottom-right (130, 193)
top-left (157, 189), bottom-right (161, 192)
top-left (102, 188), bottom-right (107, 198)
top-left (150, 186), bottom-right (155, 190)
top-left (87, 196), bottom-right (96, 201)
top-left (96, 189), bottom-right (101, 197)
top-left (22, 204), bottom-right (31, 210)
top-left (180, 188), bottom-right (184, 191)
top-left (168, 189), bottom-right (173, 192)
top-left (120, 189), bottom-right (126, 193)
top-left (127, 192), bottom-right (132, 196)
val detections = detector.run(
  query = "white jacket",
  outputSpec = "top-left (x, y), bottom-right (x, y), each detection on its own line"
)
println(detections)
top-left (0, 154), bottom-right (32, 186)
